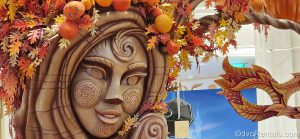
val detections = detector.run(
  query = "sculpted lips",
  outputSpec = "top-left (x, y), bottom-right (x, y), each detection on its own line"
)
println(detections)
top-left (96, 110), bottom-right (121, 124)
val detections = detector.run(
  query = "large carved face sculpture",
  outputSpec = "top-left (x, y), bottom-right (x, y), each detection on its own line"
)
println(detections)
top-left (71, 33), bottom-right (147, 138)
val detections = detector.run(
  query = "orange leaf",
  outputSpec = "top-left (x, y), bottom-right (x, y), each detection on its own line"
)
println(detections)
top-left (145, 24), bottom-right (159, 35)
top-left (147, 36), bottom-right (158, 50)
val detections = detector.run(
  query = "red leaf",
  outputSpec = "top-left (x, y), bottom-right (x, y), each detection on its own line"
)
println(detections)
top-left (185, 3), bottom-right (192, 17)
top-left (12, 20), bottom-right (28, 32)
top-left (0, 7), bottom-right (6, 20)
top-left (21, 40), bottom-right (33, 53)
top-left (38, 43), bottom-right (49, 58)
top-left (177, 7), bottom-right (185, 17)
top-left (190, 35), bottom-right (203, 46)
top-left (18, 56), bottom-right (32, 70)
top-left (2, 71), bottom-right (18, 96)
top-left (28, 29), bottom-right (43, 44)
top-left (158, 33), bottom-right (170, 45)
top-left (0, 23), bottom-right (10, 40)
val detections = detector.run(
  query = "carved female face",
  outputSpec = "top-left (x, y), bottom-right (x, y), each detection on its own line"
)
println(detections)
top-left (71, 34), bottom-right (147, 138)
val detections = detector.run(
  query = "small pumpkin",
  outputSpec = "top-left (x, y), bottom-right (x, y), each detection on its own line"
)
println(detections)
top-left (79, 14), bottom-right (92, 30)
top-left (96, 0), bottom-right (113, 7)
top-left (146, 0), bottom-right (160, 6)
top-left (112, 0), bottom-right (131, 12)
top-left (63, 1), bottom-right (85, 20)
top-left (59, 20), bottom-right (79, 39)
top-left (154, 14), bottom-right (173, 33)
top-left (82, 0), bottom-right (94, 10)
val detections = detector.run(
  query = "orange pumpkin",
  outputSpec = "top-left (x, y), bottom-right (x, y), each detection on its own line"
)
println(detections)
top-left (82, 0), bottom-right (94, 10)
top-left (59, 20), bottom-right (79, 39)
top-left (79, 14), bottom-right (92, 30)
top-left (146, 0), bottom-right (160, 6)
top-left (96, 0), bottom-right (113, 7)
top-left (154, 14), bottom-right (173, 33)
top-left (112, 0), bottom-right (131, 12)
top-left (255, 0), bottom-right (300, 23)
top-left (63, 1), bottom-right (85, 20)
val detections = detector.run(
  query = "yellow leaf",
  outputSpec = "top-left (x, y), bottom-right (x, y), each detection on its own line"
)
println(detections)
top-left (0, 0), bottom-right (7, 8)
top-left (176, 39), bottom-right (187, 47)
top-left (147, 36), bottom-right (158, 50)
top-left (54, 14), bottom-right (66, 25)
top-left (219, 18), bottom-right (228, 27)
top-left (8, 41), bottom-right (21, 56)
top-left (167, 56), bottom-right (177, 69)
top-left (180, 50), bottom-right (191, 71)
top-left (176, 25), bottom-right (186, 35)
top-left (7, 0), bottom-right (16, 21)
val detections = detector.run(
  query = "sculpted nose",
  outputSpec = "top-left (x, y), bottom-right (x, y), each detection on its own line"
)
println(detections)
top-left (104, 77), bottom-right (124, 105)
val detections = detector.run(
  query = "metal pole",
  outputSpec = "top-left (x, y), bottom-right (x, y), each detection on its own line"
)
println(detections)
top-left (177, 77), bottom-right (181, 120)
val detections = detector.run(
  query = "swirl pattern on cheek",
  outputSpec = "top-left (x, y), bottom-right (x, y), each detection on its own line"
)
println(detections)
top-left (123, 88), bottom-right (142, 114)
top-left (94, 125), bottom-right (115, 137)
top-left (73, 81), bottom-right (102, 107)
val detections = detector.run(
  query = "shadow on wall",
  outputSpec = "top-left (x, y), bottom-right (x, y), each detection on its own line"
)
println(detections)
top-left (164, 89), bottom-right (258, 139)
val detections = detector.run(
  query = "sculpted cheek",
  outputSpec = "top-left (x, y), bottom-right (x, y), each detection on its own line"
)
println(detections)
top-left (94, 124), bottom-right (115, 137)
top-left (122, 88), bottom-right (143, 114)
top-left (73, 80), bottom-right (103, 107)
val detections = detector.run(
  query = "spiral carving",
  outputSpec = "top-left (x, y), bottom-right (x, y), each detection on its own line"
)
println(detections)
top-left (111, 31), bottom-right (137, 62)
top-left (123, 89), bottom-right (142, 114)
top-left (94, 125), bottom-right (114, 138)
top-left (73, 81), bottom-right (102, 107)
top-left (129, 113), bottom-right (168, 139)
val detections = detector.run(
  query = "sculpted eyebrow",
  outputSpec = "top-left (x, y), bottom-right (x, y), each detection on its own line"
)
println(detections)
top-left (128, 62), bottom-right (147, 71)
top-left (83, 57), bottom-right (114, 68)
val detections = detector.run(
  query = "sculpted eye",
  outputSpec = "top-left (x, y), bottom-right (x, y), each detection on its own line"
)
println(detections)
top-left (122, 73), bottom-right (147, 86)
top-left (87, 67), bottom-right (107, 80)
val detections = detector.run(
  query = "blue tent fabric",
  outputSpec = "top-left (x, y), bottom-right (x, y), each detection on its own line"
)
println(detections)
top-left (164, 89), bottom-right (258, 139)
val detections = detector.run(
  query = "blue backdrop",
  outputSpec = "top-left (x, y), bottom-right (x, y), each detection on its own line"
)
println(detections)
top-left (164, 89), bottom-right (258, 139)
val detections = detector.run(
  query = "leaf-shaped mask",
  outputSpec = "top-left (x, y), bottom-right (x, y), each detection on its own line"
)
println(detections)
top-left (215, 57), bottom-right (300, 121)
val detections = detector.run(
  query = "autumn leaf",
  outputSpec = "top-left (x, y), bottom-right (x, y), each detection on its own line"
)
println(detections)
top-left (191, 21), bottom-right (200, 31)
top-left (0, 23), bottom-right (10, 40)
top-left (0, 0), bottom-right (7, 8)
top-left (234, 12), bottom-right (246, 23)
top-left (12, 20), bottom-right (28, 32)
top-left (8, 41), bottom-right (21, 56)
top-left (147, 36), bottom-right (158, 50)
top-left (18, 56), bottom-right (31, 70)
top-left (185, 3), bottom-right (192, 17)
top-left (28, 29), bottom-right (43, 44)
top-left (176, 39), bottom-right (187, 47)
top-left (54, 14), bottom-right (66, 25)
top-left (28, 48), bottom-right (39, 59)
top-left (190, 35), bottom-right (203, 46)
top-left (2, 70), bottom-right (18, 96)
top-left (219, 18), bottom-right (228, 27)
top-left (7, 0), bottom-right (16, 21)
top-left (58, 38), bottom-right (71, 49)
top-left (180, 50), bottom-right (191, 71)
top-left (38, 43), bottom-right (49, 59)
top-left (145, 24), bottom-right (159, 35)
top-left (158, 33), bottom-right (170, 45)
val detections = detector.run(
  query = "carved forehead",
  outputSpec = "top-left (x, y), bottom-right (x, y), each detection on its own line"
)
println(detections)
top-left (85, 34), bottom-right (147, 65)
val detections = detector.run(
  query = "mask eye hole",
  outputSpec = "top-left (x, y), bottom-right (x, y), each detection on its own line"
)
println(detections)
top-left (287, 91), bottom-right (300, 107)
top-left (121, 72), bottom-right (147, 86)
top-left (86, 66), bottom-right (107, 80)
top-left (127, 76), bottom-right (139, 85)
